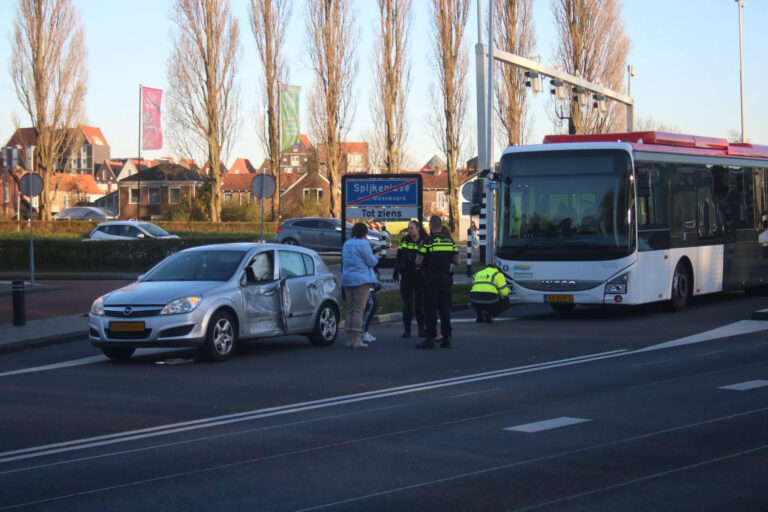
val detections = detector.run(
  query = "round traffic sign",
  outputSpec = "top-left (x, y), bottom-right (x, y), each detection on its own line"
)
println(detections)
top-left (251, 173), bottom-right (276, 199)
top-left (461, 181), bottom-right (474, 202)
top-left (19, 173), bottom-right (44, 197)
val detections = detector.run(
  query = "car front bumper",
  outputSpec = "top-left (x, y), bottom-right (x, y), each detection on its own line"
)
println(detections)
top-left (88, 311), bottom-right (207, 348)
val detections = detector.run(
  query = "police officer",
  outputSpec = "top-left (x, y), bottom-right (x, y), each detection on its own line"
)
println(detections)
top-left (469, 264), bottom-right (510, 323)
top-left (415, 215), bottom-right (459, 349)
top-left (392, 220), bottom-right (428, 338)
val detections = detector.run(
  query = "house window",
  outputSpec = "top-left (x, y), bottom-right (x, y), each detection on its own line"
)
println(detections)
top-left (169, 187), bottom-right (181, 204)
top-left (63, 195), bottom-right (68, 209)
top-left (303, 188), bottom-right (323, 202)
top-left (285, 167), bottom-right (293, 174)
top-left (437, 191), bottom-right (448, 212)
top-left (4, 183), bottom-right (9, 203)
top-left (291, 155), bottom-right (300, 166)
top-left (130, 188), bottom-right (140, 204)
top-left (224, 193), bottom-right (233, 202)
top-left (149, 187), bottom-right (161, 204)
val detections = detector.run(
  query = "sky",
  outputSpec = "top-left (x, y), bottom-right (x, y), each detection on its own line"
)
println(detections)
top-left (1, 0), bottom-right (766, 170)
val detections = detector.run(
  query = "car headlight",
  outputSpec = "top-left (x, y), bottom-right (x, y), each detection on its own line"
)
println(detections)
top-left (605, 273), bottom-right (628, 295)
top-left (90, 296), bottom-right (104, 316)
top-left (161, 296), bottom-right (202, 315)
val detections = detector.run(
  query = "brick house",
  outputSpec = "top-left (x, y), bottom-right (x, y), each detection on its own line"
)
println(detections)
top-left (2, 126), bottom-right (110, 175)
top-left (258, 134), bottom-right (316, 175)
top-left (50, 173), bottom-right (103, 213)
top-left (1, 168), bottom-right (26, 218)
top-left (119, 163), bottom-right (207, 220)
top-left (228, 158), bottom-right (257, 175)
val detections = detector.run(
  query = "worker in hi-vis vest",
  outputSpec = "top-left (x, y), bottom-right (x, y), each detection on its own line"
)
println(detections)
top-left (469, 265), bottom-right (510, 323)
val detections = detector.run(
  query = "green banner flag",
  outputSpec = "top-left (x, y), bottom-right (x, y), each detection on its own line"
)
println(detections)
top-left (280, 84), bottom-right (301, 151)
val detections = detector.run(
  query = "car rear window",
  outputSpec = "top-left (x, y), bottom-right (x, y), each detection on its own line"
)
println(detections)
top-left (139, 223), bottom-right (171, 237)
top-left (143, 250), bottom-right (246, 281)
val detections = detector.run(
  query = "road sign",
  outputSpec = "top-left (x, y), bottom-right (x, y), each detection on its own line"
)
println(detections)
top-left (251, 173), bottom-right (276, 199)
top-left (461, 181), bottom-right (474, 201)
top-left (19, 173), bottom-right (43, 197)
top-left (343, 176), bottom-right (420, 219)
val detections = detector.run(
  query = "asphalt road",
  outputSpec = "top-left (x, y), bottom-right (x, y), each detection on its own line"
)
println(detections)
top-left (1, 292), bottom-right (767, 511)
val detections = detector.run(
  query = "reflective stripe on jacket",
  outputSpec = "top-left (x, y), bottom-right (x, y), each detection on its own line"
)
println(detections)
top-left (470, 267), bottom-right (509, 296)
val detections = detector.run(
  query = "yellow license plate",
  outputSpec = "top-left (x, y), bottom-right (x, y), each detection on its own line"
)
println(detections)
top-left (110, 321), bottom-right (145, 332)
top-left (546, 294), bottom-right (574, 303)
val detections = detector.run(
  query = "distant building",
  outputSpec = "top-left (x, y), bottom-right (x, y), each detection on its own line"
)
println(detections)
top-left (2, 126), bottom-right (110, 175)
top-left (119, 163), bottom-right (207, 220)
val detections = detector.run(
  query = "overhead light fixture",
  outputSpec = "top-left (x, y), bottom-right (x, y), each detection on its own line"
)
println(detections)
top-left (572, 86), bottom-right (589, 108)
top-left (525, 71), bottom-right (541, 96)
top-left (550, 79), bottom-right (565, 101)
top-left (593, 94), bottom-right (608, 113)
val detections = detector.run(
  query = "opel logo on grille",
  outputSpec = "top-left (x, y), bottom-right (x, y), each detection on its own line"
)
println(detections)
top-left (123, 307), bottom-right (132, 316)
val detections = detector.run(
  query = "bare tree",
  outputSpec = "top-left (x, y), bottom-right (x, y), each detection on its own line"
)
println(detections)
top-left (305, 0), bottom-right (357, 218)
top-left (494, 0), bottom-right (535, 147)
top-left (372, 0), bottom-right (412, 175)
top-left (552, 0), bottom-right (630, 134)
top-left (11, 0), bottom-right (87, 221)
top-left (634, 115), bottom-right (681, 134)
top-left (428, 0), bottom-right (470, 239)
top-left (250, 0), bottom-right (290, 221)
top-left (168, 0), bottom-right (241, 223)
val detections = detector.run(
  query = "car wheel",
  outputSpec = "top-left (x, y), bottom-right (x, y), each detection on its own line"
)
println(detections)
top-left (283, 238), bottom-right (298, 245)
top-left (667, 262), bottom-right (691, 311)
top-left (101, 347), bottom-right (136, 360)
top-left (308, 303), bottom-right (338, 346)
top-left (200, 310), bottom-right (237, 361)
top-left (550, 303), bottom-right (575, 313)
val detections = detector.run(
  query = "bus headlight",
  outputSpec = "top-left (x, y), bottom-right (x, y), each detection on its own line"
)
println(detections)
top-left (605, 273), bottom-right (628, 295)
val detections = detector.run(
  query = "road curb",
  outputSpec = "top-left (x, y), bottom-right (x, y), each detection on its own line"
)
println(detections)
top-left (752, 308), bottom-right (768, 320)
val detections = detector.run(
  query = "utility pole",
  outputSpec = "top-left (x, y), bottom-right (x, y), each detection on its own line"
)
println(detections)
top-left (735, 0), bottom-right (746, 143)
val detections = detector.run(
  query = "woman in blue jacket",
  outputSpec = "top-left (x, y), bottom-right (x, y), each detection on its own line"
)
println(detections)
top-left (341, 222), bottom-right (379, 348)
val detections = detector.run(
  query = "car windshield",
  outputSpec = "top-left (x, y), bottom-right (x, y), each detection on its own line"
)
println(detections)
top-left (143, 250), bottom-right (246, 281)
top-left (139, 223), bottom-right (171, 237)
top-left (497, 149), bottom-right (635, 261)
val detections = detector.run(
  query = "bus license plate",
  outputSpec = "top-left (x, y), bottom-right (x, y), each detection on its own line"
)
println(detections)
top-left (546, 294), bottom-right (573, 303)
top-left (110, 321), bottom-right (145, 332)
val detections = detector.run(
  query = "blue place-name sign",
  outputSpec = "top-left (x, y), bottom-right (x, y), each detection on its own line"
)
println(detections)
top-left (346, 178), bottom-right (418, 207)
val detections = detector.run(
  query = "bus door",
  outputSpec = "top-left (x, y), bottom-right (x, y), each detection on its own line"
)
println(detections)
top-left (636, 164), bottom-right (671, 299)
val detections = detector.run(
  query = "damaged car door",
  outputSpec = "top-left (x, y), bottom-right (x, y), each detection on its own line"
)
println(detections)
top-left (240, 249), bottom-right (284, 336)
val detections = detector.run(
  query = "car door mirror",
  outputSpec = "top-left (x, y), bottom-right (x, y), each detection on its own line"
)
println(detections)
top-left (136, 233), bottom-right (145, 239)
top-left (335, 226), bottom-right (342, 232)
top-left (239, 271), bottom-right (249, 288)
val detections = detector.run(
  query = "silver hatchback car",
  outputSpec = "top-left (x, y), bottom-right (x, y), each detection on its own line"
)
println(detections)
top-left (89, 243), bottom-right (341, 361)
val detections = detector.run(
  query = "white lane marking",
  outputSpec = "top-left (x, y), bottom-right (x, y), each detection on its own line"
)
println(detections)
top-left (0, 356), bottom-right (105, 377)
top-left (451, 318), bottom-right (515, 323)
top-left (635, 320), bottom-right (768, 353)
top-left (0, 349), bottom-right (627, 464)
top-left (505, 417), bottom-right (590, 433)
top-left (718, 379), bottom-right (768, 391)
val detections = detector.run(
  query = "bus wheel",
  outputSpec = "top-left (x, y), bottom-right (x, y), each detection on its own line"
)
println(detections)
top-left (550, 303), bottom-right (575, 313)
top-left (668, 262), bottom-right (691, 311)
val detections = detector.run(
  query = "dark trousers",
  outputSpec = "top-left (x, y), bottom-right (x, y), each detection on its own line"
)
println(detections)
top-left (400, 273), bottom-right (424, 330)
top-left (424, 273), bottom-right (452, 339)
top-left (470, 292), bottom-right (511, 319)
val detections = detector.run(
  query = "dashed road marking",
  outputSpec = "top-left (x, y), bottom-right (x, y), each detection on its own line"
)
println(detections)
top-left (505, 417), bottom-right (590, 433)
top-left (718, 379), bottom-right (768, 391)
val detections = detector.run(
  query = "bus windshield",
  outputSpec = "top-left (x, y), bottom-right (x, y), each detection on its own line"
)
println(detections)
top-left (497, 149), bottom-right (635, 261)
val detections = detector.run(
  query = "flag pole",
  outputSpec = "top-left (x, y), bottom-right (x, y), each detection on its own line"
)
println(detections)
top-left (137, 84), bottom-right (142, 220)
top-left (277, 82), bottom-right (282, 222)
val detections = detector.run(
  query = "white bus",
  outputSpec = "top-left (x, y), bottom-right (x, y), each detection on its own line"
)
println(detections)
top-left (495, 131), bottom-right (768, 311)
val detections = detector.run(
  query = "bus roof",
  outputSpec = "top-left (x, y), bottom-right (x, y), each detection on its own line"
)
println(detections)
top-left (542, 131), bottom-right (768, 160)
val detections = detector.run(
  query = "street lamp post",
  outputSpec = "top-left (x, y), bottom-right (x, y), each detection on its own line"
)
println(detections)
top-left (735, 0), bottom-right (746, 143)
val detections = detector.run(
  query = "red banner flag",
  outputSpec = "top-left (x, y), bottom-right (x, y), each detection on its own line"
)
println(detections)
top-left (141, 87), bottom-right (163, 150)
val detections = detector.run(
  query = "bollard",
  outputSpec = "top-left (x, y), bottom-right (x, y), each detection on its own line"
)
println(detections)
top-left (12, 279), bottom-right (26, 327)
top-left (466, 232), bottom-right (473, 277)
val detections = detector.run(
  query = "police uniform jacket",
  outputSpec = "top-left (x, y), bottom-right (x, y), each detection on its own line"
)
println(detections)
top-left (394, 234), bottom-right (422, 279)
top-left (470, 267), bottom-right (509, 297)
top-left (418, 232), bottom-right (458, 276)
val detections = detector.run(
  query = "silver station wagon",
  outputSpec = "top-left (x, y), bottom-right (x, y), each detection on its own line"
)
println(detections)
top-left (89, 243), bottom-right (341, 361)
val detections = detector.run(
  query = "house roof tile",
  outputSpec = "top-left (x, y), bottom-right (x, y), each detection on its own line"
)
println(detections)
top-left (51, 173), bottom-right (102, 195)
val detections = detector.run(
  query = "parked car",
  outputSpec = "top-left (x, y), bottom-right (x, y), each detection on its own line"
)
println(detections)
top-left (275, 217), bottom-right (390, 253)
top-left (88, 220), bottom-right (179, 240)
top-left (89, 243), bottom-right (341, 361)
top-left (54, 206), bottom-right (116, 221)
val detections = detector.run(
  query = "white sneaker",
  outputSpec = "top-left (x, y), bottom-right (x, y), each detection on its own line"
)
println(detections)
top-left (361, 332), bottom-right (376, 343)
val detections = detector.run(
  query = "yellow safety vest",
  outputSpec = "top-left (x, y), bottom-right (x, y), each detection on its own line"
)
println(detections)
top-left (470, 267), bottom-right (509, 296)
